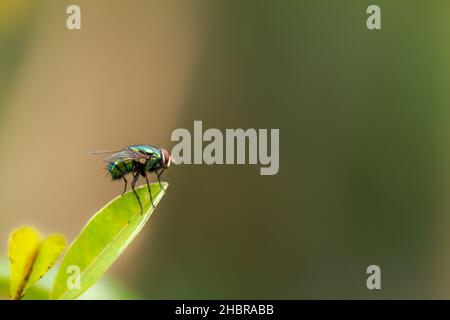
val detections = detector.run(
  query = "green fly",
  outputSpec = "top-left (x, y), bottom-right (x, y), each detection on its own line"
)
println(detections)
top-left (92, 145), bottom-right (172, 213)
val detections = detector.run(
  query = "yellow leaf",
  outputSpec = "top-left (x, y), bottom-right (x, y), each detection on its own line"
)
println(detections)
top-left (8, 227), bottom-right (40, 299)
top-left (23, 234), bottom-right (67, 295)
top-left (8, 227), bottom-right (67, 299)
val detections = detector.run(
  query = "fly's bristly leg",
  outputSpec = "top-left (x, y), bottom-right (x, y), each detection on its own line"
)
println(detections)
top-left (144, 173), bottom-right (156, 208)
top-left (131, 171), bottom-right (143, 214)
top-left (157, 168), bottom-right (166, 192)
top-left (122, 176), bottom-right (128, 195)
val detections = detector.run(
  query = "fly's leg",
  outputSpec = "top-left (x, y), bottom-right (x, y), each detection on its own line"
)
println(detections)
top-left (144, 173), bottom-right (156, 208)
top-left (113, 163), bottom-right (127, 195)
top-left (157, 168), bottom-right (166, 192)
top-left (131, 172), bottom-right (143, 214)
top-left (121, 176), bottom-right (128, 195)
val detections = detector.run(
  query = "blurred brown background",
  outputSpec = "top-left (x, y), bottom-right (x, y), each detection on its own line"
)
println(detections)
top-left (1, 0), bottom-right (450, 299)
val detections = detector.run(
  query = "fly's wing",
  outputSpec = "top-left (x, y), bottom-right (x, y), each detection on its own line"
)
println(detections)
top-left (103, 150), bottom-right (148, 163)
top-left (90, 150), bottom-right (120, 155)
top-left (91, 145), bottom-right (139, 155)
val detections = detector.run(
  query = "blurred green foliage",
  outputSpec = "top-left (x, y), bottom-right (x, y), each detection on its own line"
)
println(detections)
top-left (136, 0), bottom-right (444, 299)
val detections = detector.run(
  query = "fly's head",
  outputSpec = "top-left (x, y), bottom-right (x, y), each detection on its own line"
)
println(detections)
top-left (161, 148), bottom-right (171, 169)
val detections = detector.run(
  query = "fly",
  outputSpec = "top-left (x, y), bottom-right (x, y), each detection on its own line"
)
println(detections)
top-left (92, 145), bottom-right (172, 213)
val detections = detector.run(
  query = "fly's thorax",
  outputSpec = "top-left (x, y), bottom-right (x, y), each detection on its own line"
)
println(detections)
top-left (128, 145), bottom-right (160, 156)
top-left (144, 156), bottom-right (164, 172)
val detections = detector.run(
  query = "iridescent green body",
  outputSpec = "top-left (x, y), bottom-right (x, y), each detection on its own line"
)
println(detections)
top-left (106, 145), bottom-right (164, 180)
top-left (107, 158), bottom-right (136, 179)
top-left (96, 144), bottom-right (171, 212)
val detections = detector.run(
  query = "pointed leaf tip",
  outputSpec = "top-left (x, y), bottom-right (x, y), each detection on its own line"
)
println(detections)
top-left (50, 182), bottom-right (168, 300)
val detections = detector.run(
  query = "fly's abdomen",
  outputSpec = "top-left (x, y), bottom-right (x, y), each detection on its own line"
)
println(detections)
top-left (107, 160), bottom-right (134, 179)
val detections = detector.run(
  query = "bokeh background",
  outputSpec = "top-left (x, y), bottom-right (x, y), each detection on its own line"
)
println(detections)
top-left (1, 0), bottom-right (450, 299)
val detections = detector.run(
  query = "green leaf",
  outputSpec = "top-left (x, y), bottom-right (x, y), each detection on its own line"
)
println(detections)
top-left (50, 182), bottom-right (168, 300)
top-left (8, 227), bottom-right (66, 299)
top-left (1, 257), bottom-right (140, 300)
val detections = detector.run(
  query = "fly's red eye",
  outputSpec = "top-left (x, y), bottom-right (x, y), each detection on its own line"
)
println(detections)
top-left (162, 149), bottom-right (171, 167)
